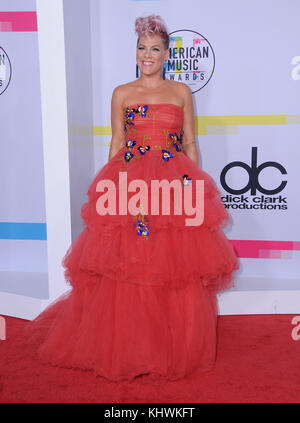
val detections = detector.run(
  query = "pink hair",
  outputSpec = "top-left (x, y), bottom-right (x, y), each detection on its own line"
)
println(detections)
top-left (135, 15), bottom-right (169, 49)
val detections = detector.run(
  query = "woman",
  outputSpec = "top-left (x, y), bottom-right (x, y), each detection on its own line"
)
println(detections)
top-left (24, 15), bottom-right (239, 382)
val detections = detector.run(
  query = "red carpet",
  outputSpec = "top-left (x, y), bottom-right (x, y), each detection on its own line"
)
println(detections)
top-left (0, 313), bottom-right (299, 403)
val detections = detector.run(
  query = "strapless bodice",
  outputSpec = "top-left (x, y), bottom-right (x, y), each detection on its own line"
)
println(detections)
top-left (123, 103), bottom-right (184, 152)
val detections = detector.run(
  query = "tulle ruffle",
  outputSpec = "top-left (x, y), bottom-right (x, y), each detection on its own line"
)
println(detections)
top-left (24, 275), bottom-right (218, 381)
top-left (62, 223), bottom-right (237, 292)
top-left (63, 147), bottom-right (238, 293)
top-left (80, 147), bottom-right (229, 231)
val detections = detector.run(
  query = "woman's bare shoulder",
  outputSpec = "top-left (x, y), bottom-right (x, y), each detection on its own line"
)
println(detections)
top-left (169, 80), bottom-right (191, 96)
top-left (164, 80), bottom-right (191, 107)
top-left (113, 81), bottom-right (139, 94)
top-left (112, 81), bottom-right (139, 105)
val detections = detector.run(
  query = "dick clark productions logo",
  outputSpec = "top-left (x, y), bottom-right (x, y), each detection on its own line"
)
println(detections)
top-left (220, 147), bottom-right (288, 211)
top-left (0, 46), bottom-right (12, 95)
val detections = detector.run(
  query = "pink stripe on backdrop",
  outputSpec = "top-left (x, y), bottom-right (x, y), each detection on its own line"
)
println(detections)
top-left (0, 12), bottom-right (37, 32)
top-left (230, 240), bottom-right (300, 259)
top-left (0, 22), bottom-right (12, 31)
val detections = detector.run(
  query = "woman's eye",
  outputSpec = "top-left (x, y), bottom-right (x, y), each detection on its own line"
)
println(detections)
top-left (138, 47), bottom-right (159, 51)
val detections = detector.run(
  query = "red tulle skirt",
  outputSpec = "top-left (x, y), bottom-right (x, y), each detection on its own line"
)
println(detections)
top-left (24, 146), bottom-right (239, 381)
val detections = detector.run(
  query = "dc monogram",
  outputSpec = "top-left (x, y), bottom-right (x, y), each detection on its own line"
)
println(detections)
top-left (220, 147), bottom-right (287, 195)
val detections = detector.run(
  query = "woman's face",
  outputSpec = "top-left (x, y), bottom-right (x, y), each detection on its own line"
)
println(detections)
top-left (136, 33), bottom-right (169, 77)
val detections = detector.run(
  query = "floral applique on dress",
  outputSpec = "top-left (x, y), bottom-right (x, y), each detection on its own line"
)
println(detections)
top-left (115, 106), bottom-right (154, 170)
top-left (157, 128), bottom-right (184, 164)
top-left (133, 204), bottom-right (150, 240)
top-left (124, 107), bottom-right (137, 131)
top-left (135, 105), bottom-right (148, 117)
top-left (138, 145), bottom-right (151, 155)
top-left (169, 129), bottom-right (184, 152)
top-left (182, 174), bottom-right (192, 185)
top-left (124, 105), bottom-right (150, 133)
top-left (137, 134), bottom-right (151, 156)
top-left (124, 151), bottom-right (134, 162)
top-left (162, 150), bottom-right (173, 161)
top-left (126, 139), bottom-right (136, 148)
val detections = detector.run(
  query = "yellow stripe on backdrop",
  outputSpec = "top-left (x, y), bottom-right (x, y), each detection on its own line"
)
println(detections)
top-left (196, 114), bottom-right (287, 135)
top-left (93, 114), bottom-right (300, 144)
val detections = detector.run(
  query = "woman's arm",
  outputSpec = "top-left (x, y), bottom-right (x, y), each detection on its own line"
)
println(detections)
top-left (181, 83), bottom-right (198, 164)
top-left (108, 86), bottom-right (126, 161)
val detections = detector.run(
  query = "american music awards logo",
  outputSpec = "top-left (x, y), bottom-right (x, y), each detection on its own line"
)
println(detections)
top-left (220, 147), bottom-right (288, 211)
top-left (0, 46), bottom-right (12, 95)
top-left (166, 29), bottom-right (215, 93)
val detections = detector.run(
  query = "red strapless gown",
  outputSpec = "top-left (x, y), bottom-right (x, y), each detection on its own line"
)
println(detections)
top-left (24, 103), bottom-right (239, 381)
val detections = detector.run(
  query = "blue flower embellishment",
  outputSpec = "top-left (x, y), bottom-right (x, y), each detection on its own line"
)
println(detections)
top-left (182, 174), bottom-right (192, 185)
top-left (124, 151), bottom-right (134, 162)
top-left (136, 105), bottom-right (148, 117)
top-left (134, 204), bottom-right (149, 239)
top-left (124, 105), bottom-right (149, 131)
top-left (135, 220), bottom-right (150, 238)
top-left (169, 129), bottom-right (184, 152)
top-left (125, 107), bottom-right (137, 127)
top-left (162, 149), bottom-right (173, 161)
top-left (125, 111), bottom-right (135, 126)
top-left (126, 139), bottom-right (136, 148)
top-left (138, 145), bottom-right (151, 155)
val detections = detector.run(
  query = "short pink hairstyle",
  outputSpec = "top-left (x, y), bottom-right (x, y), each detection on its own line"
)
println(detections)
top-left (135, 15), bottom-right (169, 50)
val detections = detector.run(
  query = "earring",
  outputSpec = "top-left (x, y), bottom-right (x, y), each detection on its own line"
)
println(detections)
top-left (136, 64), bottom-right (139, 78)
top-left (162, 63), bottom-right (166, 80)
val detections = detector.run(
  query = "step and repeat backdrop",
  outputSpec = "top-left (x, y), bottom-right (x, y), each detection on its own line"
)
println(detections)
top-left (90, 0), bottom-right (300, 301)
top-left (0, 0), bottom-right (299, 317)
top-left (0, 0), bottom-right (49, 308)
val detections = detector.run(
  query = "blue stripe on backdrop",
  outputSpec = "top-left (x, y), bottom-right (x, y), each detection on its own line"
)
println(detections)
top-left (0, 222), bottom-right (47, 240)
